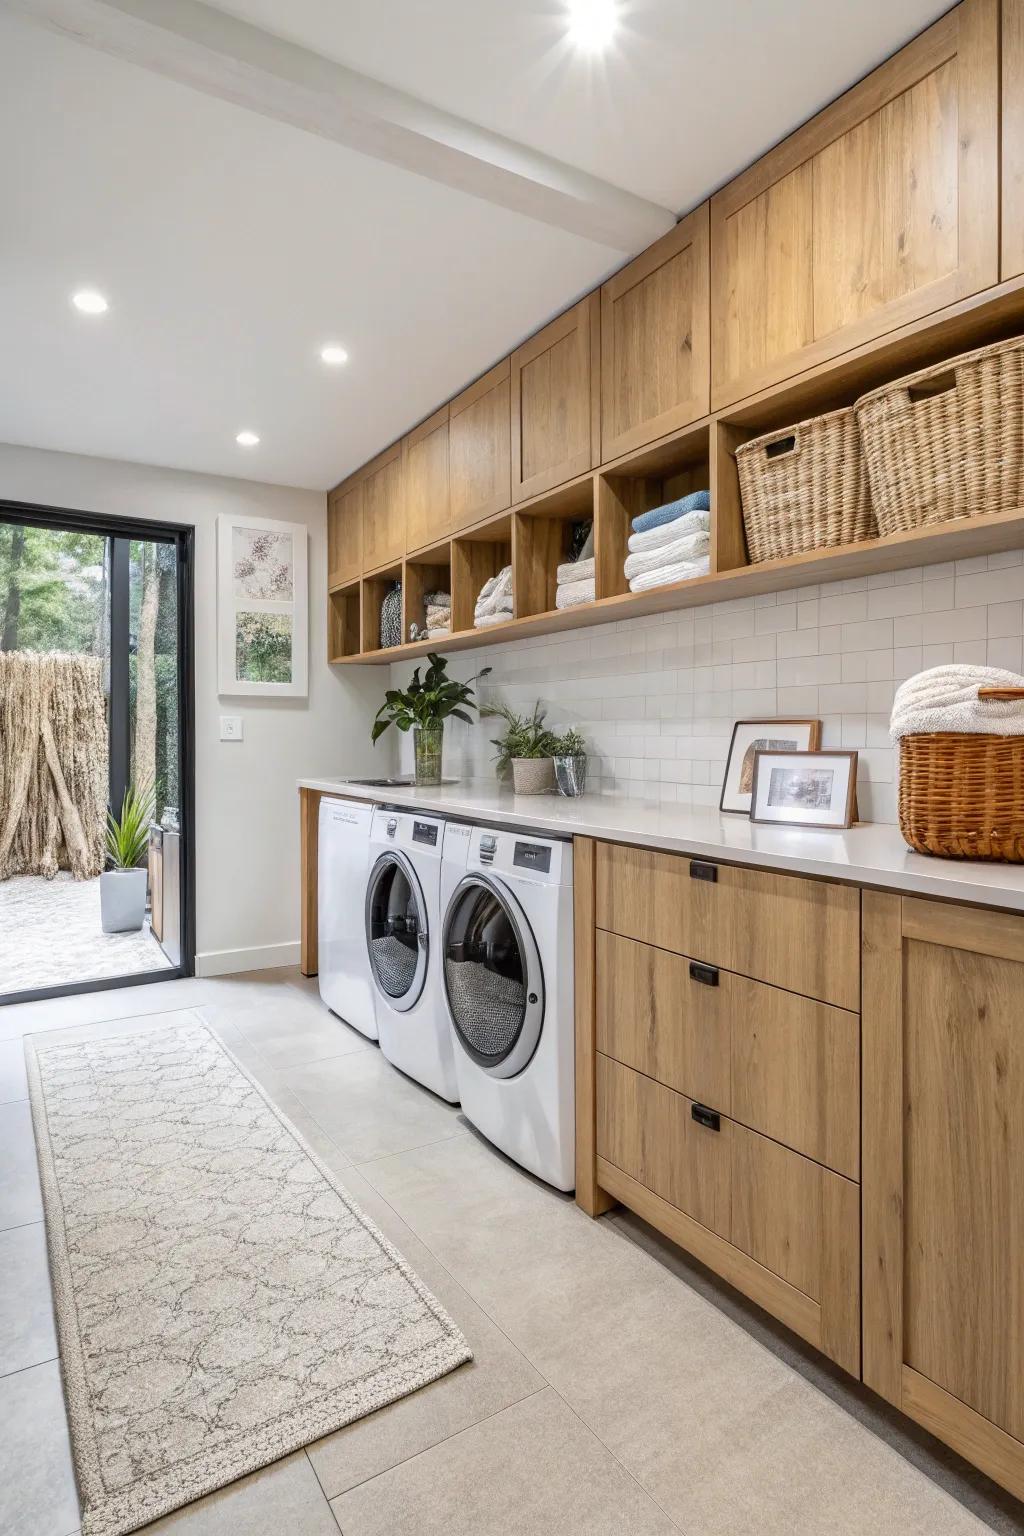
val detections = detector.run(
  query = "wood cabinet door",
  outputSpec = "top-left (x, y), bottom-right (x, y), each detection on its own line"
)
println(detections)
top-left (711, 0), bottom-right (999, 409)
top-left (511, 294), bottom-right (598, 502)
top-left (327, 477), bottom-right (362, 586)
top-left (863, 893), bottom-right (1024, 1502)
top-left (600, 204), bottom-right (710, 461)
top-left (1004, 0), bottom-right (1024, 278)
top-left (403, 406), bottom-right (450, 553)
top-left (360, 443), bottom-right (404, 572)
top-left (449, 359), bottom-right (511, 532)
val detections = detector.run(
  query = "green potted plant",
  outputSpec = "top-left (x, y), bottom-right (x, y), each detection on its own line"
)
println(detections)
top-left (101, 782), bottom-right (155, 933)
top-left (483, 702), bottom-right (560, 795)
top-left (372, 653), bottom-right (490, 785)
top-left (553, 727), bottom-right (588, 798)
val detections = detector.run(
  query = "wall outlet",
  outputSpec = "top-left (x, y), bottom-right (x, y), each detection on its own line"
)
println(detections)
top-left (220, 715), bottom-right (243, 742)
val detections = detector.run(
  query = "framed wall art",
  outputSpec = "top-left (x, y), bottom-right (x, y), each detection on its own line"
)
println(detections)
top-left (720, 718), bottom-right (821, 814)
top-left (217, 514), bottom-right (308, 697)
top-left (750, 750), bottom-right (859, 829)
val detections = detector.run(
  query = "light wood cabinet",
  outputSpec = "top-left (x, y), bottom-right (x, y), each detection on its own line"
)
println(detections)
top-left (327, 477), bottom-right (362, 586)
top-left (403, 406), bottom-right (450, 554)
top-left (361, 443), bottom-right (405, 572)
top-left (511, 295), bottom-right (599, 502)
top-left (449, 360), bottom-right (511, 532)
top-left (711, 0), bottom-right (1000, 408)
top-left (1004, 0), bottom-right (1024, 278)
top-left (863, 892), bottom-right (1024, 1501)
top-left (601, 204), bottom-right (710, 460)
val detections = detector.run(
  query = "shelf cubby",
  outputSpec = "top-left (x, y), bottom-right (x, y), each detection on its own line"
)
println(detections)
top-left (451, 514), bottom-right (513, 635)
top-left (327, 579), bottom-right (362, 663)
top-left (511, 474), bottom-right (597, 619)
top-left (403, 542), bottom-right (452, 645)
top-left (360, 565), bottom-right (404, 655)
top-left (597, 420), bottom-right (711, 599)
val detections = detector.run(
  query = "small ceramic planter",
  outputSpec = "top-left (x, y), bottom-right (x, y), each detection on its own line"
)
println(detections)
top-left (100, 868), bottom-right (148, 933)
top-left (554, 754), bottom-right (588, 797)
top-left (512, 756), bottom-right (556, 795)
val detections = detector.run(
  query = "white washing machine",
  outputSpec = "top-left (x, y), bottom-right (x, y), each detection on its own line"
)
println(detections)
top-left (440, 824), bottom-right (575, 1191)
top-left (318, 797), bottom-right (378, 1040)
top-left (365, 808), bottom-right (459, 1103)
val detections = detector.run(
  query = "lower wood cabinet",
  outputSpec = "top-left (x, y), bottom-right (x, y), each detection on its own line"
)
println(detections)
top-left (863, 891), bottom-right (1024, 1501)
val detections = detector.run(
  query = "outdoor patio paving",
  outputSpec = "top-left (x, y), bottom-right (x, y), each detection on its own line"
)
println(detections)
top-left (0, 873), bottom-right (171, 996)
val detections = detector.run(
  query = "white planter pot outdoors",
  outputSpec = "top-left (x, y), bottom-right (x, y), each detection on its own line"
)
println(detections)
top-left (100, 868), bottom-right (148, 933)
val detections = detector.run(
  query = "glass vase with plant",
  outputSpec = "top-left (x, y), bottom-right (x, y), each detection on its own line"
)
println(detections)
top-left (100, 782), bottom-right (156, 933)
top-left (371, 653), bottom-right (491, 785)
top-left (552, 727), bottom-right (588, 798)
top-left (483, 701), bottom-right (560, 795)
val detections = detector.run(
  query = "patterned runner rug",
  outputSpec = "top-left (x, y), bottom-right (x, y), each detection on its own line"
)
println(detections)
top-left (26, 1018), bottom-right (471, 1536)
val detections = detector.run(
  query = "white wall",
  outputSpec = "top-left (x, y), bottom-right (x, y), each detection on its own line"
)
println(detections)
top-left (391, 551), bottom-right (1024, 825)
top-left (0, 442), bottom-right (385, 974)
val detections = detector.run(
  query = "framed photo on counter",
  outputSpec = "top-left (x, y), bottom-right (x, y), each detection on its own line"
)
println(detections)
top-left (720, 718), bottom-right (821, 815)
top-left (750, 750), bottom-right (859, 829)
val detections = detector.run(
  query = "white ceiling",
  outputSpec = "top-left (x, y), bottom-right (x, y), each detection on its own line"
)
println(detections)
top-left (0, 0), bottom-right (949, 491)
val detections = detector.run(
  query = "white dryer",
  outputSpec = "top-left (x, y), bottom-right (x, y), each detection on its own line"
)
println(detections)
top-left (365, 808), bottom-right (459, 1103)
top-left (440, 824), bottom-right (574, 1191)
top-left (318, 797), bottom-right (377, 1040)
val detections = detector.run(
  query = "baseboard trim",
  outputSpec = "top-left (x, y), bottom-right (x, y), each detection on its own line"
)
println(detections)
top-left (195, 941), bottom-right (301, 977)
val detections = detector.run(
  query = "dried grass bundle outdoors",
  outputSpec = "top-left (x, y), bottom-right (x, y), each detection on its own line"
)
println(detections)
top-left (0, 651), bottom-right (108, 879)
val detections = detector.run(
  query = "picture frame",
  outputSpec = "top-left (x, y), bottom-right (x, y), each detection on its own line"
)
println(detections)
top-left (750, 750), bottom-right (859, 829)
top-left (719, 718), bottom-right (821, 814)
top-left (216, 514), bottom-right (308, 697)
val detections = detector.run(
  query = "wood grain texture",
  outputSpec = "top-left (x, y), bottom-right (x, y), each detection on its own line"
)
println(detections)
top-left (901, 1368), bottom-right (1024, 1504)
top-left (601, 204), bottom-right (710, 460)
top-left (449, 360), bottom-right (512, 531)
top-left (512, 513), bottom-right (575, 618)
top-left (450, 531), bottom-right (512, 634)
top-left (902, 893), bottom-right (1024, 962)
top-left (574, 838), bottom-right (615, 1216)
top-left (361, 444), bottom-right (405, 572)
top-left (1005, 0), bottom-right (1024, 279)
top-left (299, 787), bottom-right (323, 976)
top-left (328, 477), bottom-right (362, 586)
top-left (327, 584), bottom-right (361, 662)
top-left (595, 841), bottom-right (860, 1010)
top-left (403, 406), bottom-right (450, 554)
top-left (730, 1122), bottom-right (823, 1299)
top-left (818, 1166), bottom-right (862, 1377)
top-left (403, 558), bottom-right (450, 643)
top-left (511, 295), bottom-right (598, 503)
top-left (710, 420), bottom-right (750, 573)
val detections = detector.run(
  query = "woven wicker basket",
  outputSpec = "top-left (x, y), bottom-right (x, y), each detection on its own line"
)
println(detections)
top-left (735, 407), bottom-right (876, 563)
top-left (898, 689), bottom-right (1024, 861)
top-left (855, 334), bottom-right (1024, 537)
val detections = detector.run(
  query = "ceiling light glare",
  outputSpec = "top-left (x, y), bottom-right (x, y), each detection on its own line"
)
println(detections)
top-left (236, 430), bottom-right (260, 447)
top-left (566, 0), bottom-right (619, 51)
top-left (72, 289), bottom-right (109, 315)
top-left (320, 344), bottom-right (349, 366)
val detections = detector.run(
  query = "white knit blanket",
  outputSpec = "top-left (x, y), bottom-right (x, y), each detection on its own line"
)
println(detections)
top-left (555, 577), bottom-right (596, 609)
top-left (627, 508), bottom-right (710, 556)
top-left (556, 556), bottom-right (595, 585)
top-left (474, 611), bottom-right (512, 629)
top-left (890, 665), bottom-right (1024, 740)
top-left (629, 556), bottom-right (710, 593)
top-left (624, 530), bottom-right (710, 582)
top-left (474, 565), bottom-right (513, 619)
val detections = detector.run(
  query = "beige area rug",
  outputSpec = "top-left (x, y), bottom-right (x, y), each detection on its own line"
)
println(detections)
top-left (26, 1018), bottom-right (472, 1536)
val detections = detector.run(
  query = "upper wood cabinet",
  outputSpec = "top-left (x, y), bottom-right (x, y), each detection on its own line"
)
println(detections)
top-left (327, 477), bottom-right (362, 586)
top-left (360, 443), bottom-right (405, 572)
top-left (511, 294), bottom-right (599, 502)
top-left (1004, 0), bottom-right (1024, 278)
top-left (403, 406), bottom-right (450, 553)
top-left (863, 893), bottom-right (1024, 1502)
top-left (600, 204), bottom-right (710, 460)
top-left (711, 0), bottom-right (1000, 409)
top-left (449, 360), bottom-right (511, 532)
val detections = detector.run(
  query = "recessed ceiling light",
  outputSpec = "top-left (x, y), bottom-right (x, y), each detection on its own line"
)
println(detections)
top-left (320, 344), bottom-right (349, 366)
top-left (71, 289), bottom-right (108, 315)
top-left (566, 0), bottom-right (619, 50)
top-left (236, 430), bottom-right (260, 447)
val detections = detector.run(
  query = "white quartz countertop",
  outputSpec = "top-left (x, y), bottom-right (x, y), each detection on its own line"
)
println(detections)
top-left (297, 775), bottom-right (1024, 913)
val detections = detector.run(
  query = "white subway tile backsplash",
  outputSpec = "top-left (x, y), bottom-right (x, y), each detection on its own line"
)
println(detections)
top-left (392, 554), bottom-right (1024, 826)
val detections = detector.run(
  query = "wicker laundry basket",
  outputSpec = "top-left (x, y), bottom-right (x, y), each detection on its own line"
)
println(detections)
top-left (898, 688), bottom-right (1024, 861)
top-left (854, 334), bottom-right (1024, 537)
top-left (735, 407), bottom-right (876, 563)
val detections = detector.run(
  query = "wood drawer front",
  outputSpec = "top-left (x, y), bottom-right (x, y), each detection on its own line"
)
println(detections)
top-left (596, 930), bottom-right (859, 1178)
top-left (595, 841), bottom-right (860, 1010)
top-left (596, 1054), bottom-right (731, 1240)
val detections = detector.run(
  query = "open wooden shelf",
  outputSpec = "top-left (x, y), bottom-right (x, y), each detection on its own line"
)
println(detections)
top-left (327, 579), bottom-right (361, 663)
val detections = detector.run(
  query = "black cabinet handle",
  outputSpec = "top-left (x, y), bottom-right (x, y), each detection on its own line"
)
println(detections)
top-left (691, 1103), bottom-right (721, 1133)
top-left (690, 861), bottom-right (718, 883)
top-left (689, 961), bottom-right (719, 987)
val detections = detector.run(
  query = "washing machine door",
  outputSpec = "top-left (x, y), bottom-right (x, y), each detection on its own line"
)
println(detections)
top-left (442, 874), bottom-right (544, 1079)
top-left (365, 850), bottom-right (428, 1012)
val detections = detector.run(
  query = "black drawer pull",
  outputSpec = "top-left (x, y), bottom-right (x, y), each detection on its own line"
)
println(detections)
top-left (691, 1103), bottom-right (721, 1133)
top-left (689, 961), bottom-right (719, 987)
top-left (689, 860), bottom-right (717, 883)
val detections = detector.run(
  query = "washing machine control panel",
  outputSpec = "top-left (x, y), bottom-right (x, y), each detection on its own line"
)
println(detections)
top-left (479, 834), bottom-right (497, 864)
top-left (513, 841), bottom-right (551, 874)
top-left (386, 816), bottom-right (398, 838)
top-left (412, 820), bottom-right (439, 847)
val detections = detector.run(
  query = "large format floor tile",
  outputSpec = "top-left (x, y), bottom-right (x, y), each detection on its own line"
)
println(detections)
top-left (196, 992), bottom-right (371, 1070)
top-left (140, 1452), bottom-right (339, 1534)
top-left (329, 1388), bottom-right (679, 1536)
top-left (0, 1038), bottom-right (29, 1103)
top-left (0, 1099), bottom-right (43, 1230)
top-left (0, 1360), bottom-right (79, 1536)
top-left (0, 1222), bottom-right (57, 1376)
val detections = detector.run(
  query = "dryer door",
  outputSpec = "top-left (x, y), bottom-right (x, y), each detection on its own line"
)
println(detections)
top-left (365, 850), bottom-right (428, 1012)
top-left (442, 874), bottom-right (544, 1079)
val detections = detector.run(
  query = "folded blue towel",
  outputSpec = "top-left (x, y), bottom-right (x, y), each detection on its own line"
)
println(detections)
top-left (631, 488), bottom-right (711, 534)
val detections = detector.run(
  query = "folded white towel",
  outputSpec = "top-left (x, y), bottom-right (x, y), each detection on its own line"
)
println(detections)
top-left (627, 507), bottom-right (710, 556)
top-left (555, 577), bottom-right (596, 610)
top-left (475, 565), bottom-right (513, 619)
top-left (624, 530), bottom-right (710, 582)
top-left (890, 665), bottom-right (1024, 740)
top-left (425, 625), bottom-right (450, 639)
top-left (629, 557), bottom-right (710, 593)
top-left (474, 611), bottom-right (513, 630)
top-left (557, 556), bottom-right (595, 585)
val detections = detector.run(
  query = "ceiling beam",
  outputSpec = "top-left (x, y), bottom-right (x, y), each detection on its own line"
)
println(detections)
top-left (5, 0), bottom-right (677, 253)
